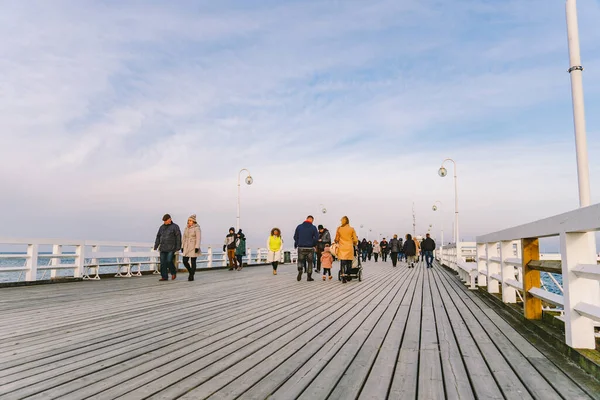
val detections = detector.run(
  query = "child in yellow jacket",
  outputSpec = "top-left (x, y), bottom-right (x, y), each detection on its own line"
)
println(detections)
top-left (321, 245), bottom-right (334, 280)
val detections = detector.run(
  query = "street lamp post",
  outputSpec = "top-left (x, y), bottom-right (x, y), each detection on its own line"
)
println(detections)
top-left (432, 201), bottom-right (445, 259)
top-left (439, 159), bottom-right (459, 264)
top-left (566, 0), bottom-right (592, 207)
top-left (237, 169), bottom-right (253, 232)
top-left (319, 204), bottom-right (327, 214)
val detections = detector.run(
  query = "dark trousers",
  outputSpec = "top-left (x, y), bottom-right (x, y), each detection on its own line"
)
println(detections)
top-left (382, 251), bottom-right (388, 262)
top-left (272, 261), bottom-right (279, 271)
top-left (182, 257), bottom-right (197, 277)
top-left (368, 252), bottom-right (372, 261)
top-left (374, 253), bottom-right (379, 262)
top-left (236, 255), bottom-right (243, 269)
top-left (361, 250), bottom-right (367, 262)
top-left (340, 259), bottom-right (352, 275)
top-left (391, 252), bottom-right (398, 267)
top-left (297, 248), bottom-right (314, 277)
top-left (160, 251), bottom-right (176, 279)
top-left (323, 268), bottom-right (331, 276)
top-left (316, 250), bottom-right (323, 272)
top-left (425, 251), bottom-right (434, 268)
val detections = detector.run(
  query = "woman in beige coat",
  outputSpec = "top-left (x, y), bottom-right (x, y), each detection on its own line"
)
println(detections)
top-left (182, 214), bottom-right (201, 281)
top-left (334, 216), bottom-right (358, 283)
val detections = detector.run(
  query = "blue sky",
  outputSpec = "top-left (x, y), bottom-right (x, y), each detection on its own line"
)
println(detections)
top-left (1, 0), bottom-right (599, 247)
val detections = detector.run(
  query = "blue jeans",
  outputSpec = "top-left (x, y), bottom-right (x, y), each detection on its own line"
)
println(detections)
top-left (424, 251), bottom-right (434, 268)
top-left (160, 251), bottom-right (176, 279)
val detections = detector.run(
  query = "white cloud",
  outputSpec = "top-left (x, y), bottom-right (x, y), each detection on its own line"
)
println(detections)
top-left (1, 0), bottom-right (599, 247)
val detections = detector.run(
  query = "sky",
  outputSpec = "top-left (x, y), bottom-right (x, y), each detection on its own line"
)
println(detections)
top-left (1, 0), bottom-right (600, 248)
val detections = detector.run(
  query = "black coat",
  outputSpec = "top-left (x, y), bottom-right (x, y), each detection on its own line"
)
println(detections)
top-left (422, 237), bottom-right (436, 251)
top-left (403, 239), bottom-right (417, 256)
top-left (154, 223), bottom-right (182, 252)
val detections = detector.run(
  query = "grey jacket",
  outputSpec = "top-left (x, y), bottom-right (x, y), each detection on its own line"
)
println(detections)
top-left (154, 223), bottom-right (182, 252)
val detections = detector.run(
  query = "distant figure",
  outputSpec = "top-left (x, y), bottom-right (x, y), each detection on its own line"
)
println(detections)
top-left (367, 241), bottom-right (373, 261)
top-left (316, 224), bottom-right (332, 274)
top-left (321, 245), bottom-right (334, 280)
top-left (403, 233), bottom-right (417, 268)
top-left (422, 233), bottom-right (436, 268)
top-left (182, 214), bottom-right (201, 281)
top-left (235, 230), bottom-right (246, 271)
top-left (380, 238), bottom-right (389, 262)
top-left (389, 235), bottom-right (401, 267)
top-left (154, 214), bottom-right (182, 281)
top-left (415, 236), bottom-right (422, 264)
top-left (398, 237), bottom-right (406, 262)
top-left (360, 239), bottom-right (368, 262)
top-left (267, 228), bottom-right (283, 275)
top-left (223, 227), bottom-right (238, 270)
top-left (294, 215), bottom-right (319, 282)
top-left (335, 216), bottom-right (358, 284)
top-left (372, 240), bottom-right (381, 262)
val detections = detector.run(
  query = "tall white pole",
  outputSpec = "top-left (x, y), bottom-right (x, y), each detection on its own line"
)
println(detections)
top-left (236, 174), bottom-right (241, 232)
top-left (566, 0), bottom-right (592, 207)
top-left (454, 164), bottom-right (459, 244)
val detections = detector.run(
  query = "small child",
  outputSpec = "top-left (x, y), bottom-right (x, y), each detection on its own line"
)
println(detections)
top-left (321, 245), bottom-right (334, 280)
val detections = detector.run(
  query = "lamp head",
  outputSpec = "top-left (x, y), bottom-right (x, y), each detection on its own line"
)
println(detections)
top-left (322, 207), bottom-right (327, 214)
top-left (432, 205), bottom-right (438, 211)
top-left (438, 167), bottom-right (448, 178)
top-left (245, 176), bottom-right (254, 185)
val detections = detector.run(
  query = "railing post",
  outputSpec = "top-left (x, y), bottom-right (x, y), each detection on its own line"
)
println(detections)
top-left (25, 243), bottom-right (39, 282)
top-left (560, 231), bottom-right (598, 349)
top-left (477, 243), bottom-right (487, 287)
top-left (74, 243), bottom-right (84, 278)
top-left (207, 247), bottom-right (213, 268)
top-left (486, 242), bottom-right (499, 293)
top-left (500, 240), bottom-right (517, 303)
top-left (522, 238), bottom-right (542, 320)
top-left (50, 244), bottom-right (62, 279)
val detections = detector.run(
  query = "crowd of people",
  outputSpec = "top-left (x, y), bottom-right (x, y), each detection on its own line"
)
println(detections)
top-left (153, 213), bottom-right (437, 282)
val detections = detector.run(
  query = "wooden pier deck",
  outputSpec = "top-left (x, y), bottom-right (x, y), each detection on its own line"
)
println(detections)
top-left (0, 261), bottom-right (598, 399)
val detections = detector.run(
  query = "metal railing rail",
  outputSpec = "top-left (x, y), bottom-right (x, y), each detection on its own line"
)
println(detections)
top-left (474, 204), bottom-right (600, 350)
top-left (0, 238), bottom-right (298, 283)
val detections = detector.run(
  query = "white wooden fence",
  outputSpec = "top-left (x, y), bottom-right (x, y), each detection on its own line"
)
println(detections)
top-left (0, 238), bottom-right (298, 283)
top-left (459, 205), bottom-right (600, 350)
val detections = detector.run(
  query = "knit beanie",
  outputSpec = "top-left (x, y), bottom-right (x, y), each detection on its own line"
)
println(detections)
top-left (188, 214), bottom-right (197, 223)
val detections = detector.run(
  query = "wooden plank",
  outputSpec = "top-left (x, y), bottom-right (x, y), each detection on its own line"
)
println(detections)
top-left (417, 267), bottom-right (444, 399)
top-left (387, 266), bottom-right (424, 398)
top-left (522, 238), bottom-right (542, 320)
top-left (428, 264), bottom-right (475, 400)
top-left (437, 265), bottom-right (562, 400)
top-left (527, 260), bottom-right (562, 274)
top-left (430, 267), bottom-right (504, 400)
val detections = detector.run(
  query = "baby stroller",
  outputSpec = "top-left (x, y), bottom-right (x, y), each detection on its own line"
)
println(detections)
top-left (338, 246), bottom-right (363, 282)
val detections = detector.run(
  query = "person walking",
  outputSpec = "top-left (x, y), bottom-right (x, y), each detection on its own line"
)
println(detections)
top-left (321, 245), bottom-right (334, 280)
top-left (372, 240), bottom-right (381, 262)
top-left (389, 234), bottom-right (401, 267)
top-left (267, 228), bottom-right (283, 275)
top-left (335, 216), bottom-right (358, 283)
top-left (422, 233), bottom-right (436, 268)
top-left (367, 241), bottom-right (373, 261)
top-left (154, 214), bottom-right (182, 281)
top-left (316, 225), bottom-right (331, 274)
top-left (294, 215), bottom-right (319, 282)
top-left (223, 227), bottom-right (238, 270)
top-left (182, 214), bottom-right (201, 281)
top-left (235, 230), bottom-right (246, 271)
top-left (403, 233), bottom-right (418, 268)
top-left (380, 238), bottom-right (389, 262)
top-left (360, 239), bottom-right (368, 262)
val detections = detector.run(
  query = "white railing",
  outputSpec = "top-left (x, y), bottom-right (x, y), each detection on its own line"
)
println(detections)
top-left (437, 242), bottom-right (477, 282)
top-left (0, 238), bottom-right (297, 283)
top-left (475, 204), bottom-right (600, 350)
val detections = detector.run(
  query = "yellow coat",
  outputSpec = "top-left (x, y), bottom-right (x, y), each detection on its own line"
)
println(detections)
top-left (335, 225), bottom-right (358, 260)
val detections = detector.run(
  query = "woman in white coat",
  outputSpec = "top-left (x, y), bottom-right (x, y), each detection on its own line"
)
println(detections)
top-left (267, 228), bottom-right (283, 275)
top-left (182, 214), bottom-right (201, 281)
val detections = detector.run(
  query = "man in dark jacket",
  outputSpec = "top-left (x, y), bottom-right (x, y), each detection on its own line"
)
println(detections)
top-left (315, 225), bottom-right (331, 273)
top-left (380, 238), bottom-right (389, 262)
top-left (154, 214), bottom-right (182, 281)
top-left (422, 233), bottom-right (436, 268)
top-left (294, 215), bottom-right (319, 282)
top-left (389, 235), bottom-right (402, 267)
top-left (403, 234), bottom-right (417, 268)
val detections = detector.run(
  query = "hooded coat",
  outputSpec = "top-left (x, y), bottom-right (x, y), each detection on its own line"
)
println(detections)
top-left (182, 223), bottom-right (201, 257)
top-left (335, 225), bottom-right (358, 260)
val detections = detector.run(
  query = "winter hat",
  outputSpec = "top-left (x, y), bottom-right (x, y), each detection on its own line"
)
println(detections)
top-left (162, 214), bottom-right (171, 221)
top-left (318, 225), bottom-right (324, 230)
top-left (188, 214), bottom-right (197, 223)
top-left (229, 227), bottom-right (235, 233)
